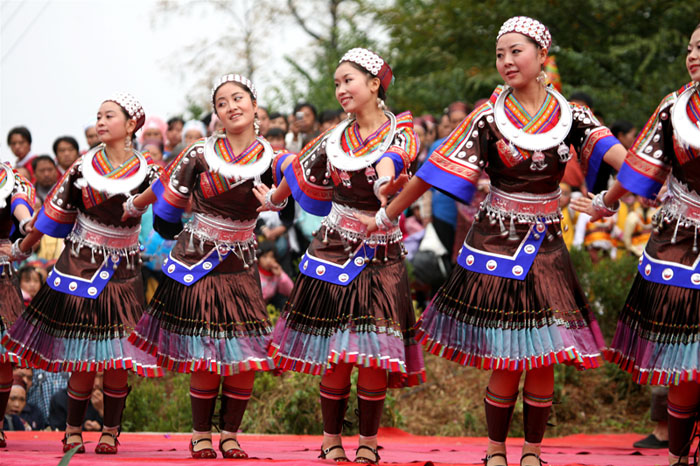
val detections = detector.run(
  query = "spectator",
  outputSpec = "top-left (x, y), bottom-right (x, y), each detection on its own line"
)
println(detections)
top-left (49, 372), bottom-right (104, 431)
top-left (610, 120), bottom-right (637, 150)
top-left (18, 265), bottom-right (44, 307)
top-left (268, 111), bottom-right (288, 134)
top-left (84, 124), bottom-right (100, 150)
top-left (258, 106), bottom-right (271, 136)
top-left (182, 119), bottom-right (207, 146)
top-left (31, 155), bottom-right (59, 204)
top-left (286, 102), bottom-right (319, 152)
top-left (10, 370), bottom-right (45, 430)
top-left (4, 376), bottom-right (29, 431)
top-left (139, 116), bottom-right (167, 150)
top-left (165, 116), bottom-right (184, 158)
top-left (26, 369), bottom-right (69, 423)
top-left (436, 113), bottom-right (452, 139)
top-left (266, 127), bottom-right (286, 150)
top-left (143, 141), bottom-right (166, 168)
top-left (52, 136), bottom-right (80, 175)
top-left (7, 126), bottom-right (36, 180)
top-left (257, 241), bottom-right (294, 309)
top-left (319, 109), bottom-right (341, 132)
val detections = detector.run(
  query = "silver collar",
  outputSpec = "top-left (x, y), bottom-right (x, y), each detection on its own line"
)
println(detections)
top-left (494, 85), bottom-right (572, 151)
top-left (671, 84), bottom-right (700, 150)
top-left (80, 145), bottom-right (148, 196)
top-left (203, 133), bottom-right (273, 181)
top-left (325, 111), bottom-right (397, 171)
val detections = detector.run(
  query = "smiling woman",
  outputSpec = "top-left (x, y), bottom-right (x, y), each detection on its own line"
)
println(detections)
top-left (126, 73), bottom-right (294, 460)
top-left (2, 92), bottom-right (163, 455)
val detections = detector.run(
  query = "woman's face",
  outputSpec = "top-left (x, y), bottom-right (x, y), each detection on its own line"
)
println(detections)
top-left (144, 142), bottom-right (163, 162)
top-left (496, 33), bottom-right (546, 90)
top-left (258, 107), bottom-right (270, 136)
top-left (184, 129), bottom-right (204, 146)
top-left (214, 82), bottom-right (257, 136)
top-left (687, 28), bottom-right (700, 82)
top-left (96, 101), bottom-right (133, 145)
top-left (334, 62), bottom-right (379, 114)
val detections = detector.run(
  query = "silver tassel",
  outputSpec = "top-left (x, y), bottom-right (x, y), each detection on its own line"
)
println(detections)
top-left (694, 226), bottom-right (698, 254)
top-left (671, 217), bottom-right (681, 244)
top-left (90, 248), bottom-right (96, 264)
top-left (187, 231), bottom-right (195, 253)
top-left (498, 215), bottom-right (507, 236)
top-left (507, 216), bottom-right (518, 241)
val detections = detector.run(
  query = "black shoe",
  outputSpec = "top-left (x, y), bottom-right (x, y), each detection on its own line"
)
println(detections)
top-left (633, 434), bottom-right (669, 449)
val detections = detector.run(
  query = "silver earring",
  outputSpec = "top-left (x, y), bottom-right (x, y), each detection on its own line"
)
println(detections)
top-left (125, 136), bottom-right (132, 150)
top-left (536, 71), bottom-right (547, 86)
top-left (377, 97), bottom-right (387, 111)
top-left (254, 116), bottom-right (260, 136)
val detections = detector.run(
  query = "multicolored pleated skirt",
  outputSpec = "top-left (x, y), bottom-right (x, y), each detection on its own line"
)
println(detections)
top-left (606, 228), bottom-right (700, 385)
top-left (269, 254), bottom-right (426, 389)
top-left (416, 235), bottom-right (605, 371)
top-left (2, 265), bottom-right (162, 376)
top-left (0, 266), bottom-right (28, 367)
top-left (129, 266), bottom-right (275, 375)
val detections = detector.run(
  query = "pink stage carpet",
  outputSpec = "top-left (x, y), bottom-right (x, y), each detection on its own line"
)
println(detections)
top-left (0, 428), bottom-right (675, 465)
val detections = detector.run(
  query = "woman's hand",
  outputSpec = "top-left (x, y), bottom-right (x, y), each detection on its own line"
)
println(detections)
top-left (376, 173), bottom-right (409, 206)
top-left (354, 211), bottom-right (378, 233)
top-left (253, 183), bottom-right (272, 212)
top-left (570, 192), bottom-right (597, 218)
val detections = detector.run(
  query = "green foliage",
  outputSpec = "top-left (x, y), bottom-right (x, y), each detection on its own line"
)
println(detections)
top-left (568, 247), bottom-right (638, 339)
top-left (372, 0), bottom-right (697, 125)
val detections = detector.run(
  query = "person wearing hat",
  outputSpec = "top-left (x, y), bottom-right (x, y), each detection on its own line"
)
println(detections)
top-left (0, 160), bottom-right (34, 447)
top-left (359, 16), bottom-right (630, 466)
top-left (127, 73), bottom-right (291, 459)
top-left (2, 93), bottom-right (163, 455)
top-left (255, 47), bottom-right (425, 464)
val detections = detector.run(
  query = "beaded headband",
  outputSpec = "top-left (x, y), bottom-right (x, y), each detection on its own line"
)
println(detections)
top-left (105, 92), bottom-right (146, 132)
top-left (211, 74), bottom-right (257, 105)
top-left (497, 16), bottom-right (552, 50)
top-left (340, 48), bottom-right (394, 92)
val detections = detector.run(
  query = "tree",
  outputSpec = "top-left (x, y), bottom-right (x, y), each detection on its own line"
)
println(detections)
top-left (373, 0), bottom-right (697, 125)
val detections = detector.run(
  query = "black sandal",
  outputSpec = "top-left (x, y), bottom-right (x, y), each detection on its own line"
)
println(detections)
top-left (520, 452), bottom-right (546, 466)
top-left (354, 444), bottom-right (380, 464)
top-left (319, 444), bottom-right (348, 462)
top-left (482, 452), bottom-right (507, 466)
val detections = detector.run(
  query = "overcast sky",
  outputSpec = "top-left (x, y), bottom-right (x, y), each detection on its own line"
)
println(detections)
top-left (0, 0), bottom-right (313, 160)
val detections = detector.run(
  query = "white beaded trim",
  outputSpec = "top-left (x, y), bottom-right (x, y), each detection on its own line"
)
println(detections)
top-left (497, 16), bottom-right (551, 50)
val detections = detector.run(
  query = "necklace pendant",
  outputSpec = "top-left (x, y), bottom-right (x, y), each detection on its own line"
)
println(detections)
top-left (364, 166), bottom-right (377, 184)
top-left (339, 170), bottom-right (352, 187)
top-left (557, 143), bottom-right (571, 162)
top-left (530, 150), bottom-right (547, 171)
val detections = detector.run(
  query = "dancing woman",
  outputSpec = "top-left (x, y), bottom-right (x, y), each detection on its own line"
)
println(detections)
top-left (2, 93), bottom-right (162, 454)
top-left (0, 164), bottom-right (34, 447)
top-left (255, 48), bottom-right (425, 464)
top-left (360, 17), bottom-right (628, 466)
top-left (573, 23), bottom-right (700, 466)
top-left (128, 74), bottom-right (285, 459)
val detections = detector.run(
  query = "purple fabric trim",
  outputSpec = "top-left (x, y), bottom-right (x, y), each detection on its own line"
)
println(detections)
top-left (34, 206), bottom-right (73, 238)
top-left (584, 135), bottom-right (619, 191)
top-left (416, 160), bottom-right (476, 205)
top-left (152, 178), bottom-right (184, 223)
top-left (618, 161), bottom-right (664, 199)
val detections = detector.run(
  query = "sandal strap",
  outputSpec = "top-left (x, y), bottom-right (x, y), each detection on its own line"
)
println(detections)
top-left (319, 444), bottom-right (346, 458)
top-left (191, 437), bottom-right (213, 447)
top-left (521, 452), bottom-right (546, 465)
top-left (483, 452), bottom-right (508, 465)
top-left (220, 437), bottom-right (242, 450)
top-left (356, 444), bottom-right (381, 461)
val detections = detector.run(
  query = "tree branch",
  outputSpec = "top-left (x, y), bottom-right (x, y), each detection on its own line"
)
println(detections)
top-left (287, 0), bottom-right (323, 43)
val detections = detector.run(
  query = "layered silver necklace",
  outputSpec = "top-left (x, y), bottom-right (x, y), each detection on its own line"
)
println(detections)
top-left (494, 85), bottom-right (573, 171)
top-left (672, 83), bottom-right (700, 151)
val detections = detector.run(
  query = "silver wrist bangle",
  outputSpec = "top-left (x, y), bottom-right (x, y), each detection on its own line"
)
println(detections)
top-left (592, 190), bottom-right (620, 217)
top-left (124, 194), bottom-right (147, 218)
top-left (18, 217), bottom-right (31, 236)
top-left (11, 238), bottom-right (30, 261)
top-left (373, 175), bottom-right (392, 199)
top-left (264, 188), bottom-right (288, 212)
top-left (374, 207), bottom-right (397, 230)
